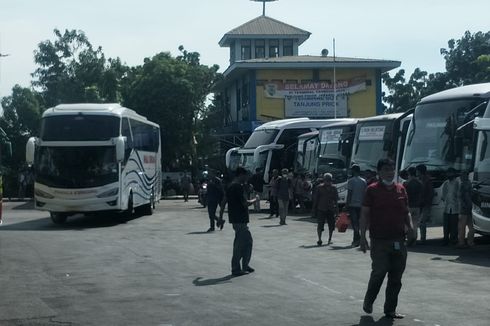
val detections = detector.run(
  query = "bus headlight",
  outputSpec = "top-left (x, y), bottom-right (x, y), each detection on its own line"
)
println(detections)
top-left (97, 188), bottom-right (119, 198)
top-left (35, 189), bottom-right (54, 199)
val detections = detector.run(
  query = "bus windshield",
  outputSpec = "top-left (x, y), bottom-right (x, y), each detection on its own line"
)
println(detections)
top-left (351, 121), bottom-right (390, 172)
top-left (318, 128), bottom-right (347, 183)
top-left (35, 146), bottom-right (118, 188)
top-left (243, 129), bottom-right (279, 148)
top-left (40, 115), bottom-right (120, 141)
top-left (474, 130), bottom-right (490, 183)
top-left (404, 98), bottom-right (487, 171)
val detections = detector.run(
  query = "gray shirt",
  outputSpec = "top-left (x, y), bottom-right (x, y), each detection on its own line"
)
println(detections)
top-left (442, 178), bottom-right (460, 214)
top-left (347, 176), bottom-right (367, 207)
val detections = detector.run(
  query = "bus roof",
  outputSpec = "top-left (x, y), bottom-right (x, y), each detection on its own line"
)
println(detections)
top-left (298, 130), bottom-right (319, 139)
top-left (357, 113), bottom-right (404, 123)
top-left (42, 103), bottom-right (159, 128)
top-left (420, 83), bottom-right (490, 103)
top-left (254, 118), bottom-right (332, 130)
top-left (319, 118), bottom-right (358, 130)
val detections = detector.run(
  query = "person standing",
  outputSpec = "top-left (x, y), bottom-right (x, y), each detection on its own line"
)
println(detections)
top-left (360, 158), bottom-right (413, 319)
top-left (312, 173), bottom-right (339, 246)
top-left (275, 168), bottom-right (292, 225)
top-left (346, 164), bottom-right (367, 247)
top-left (458, 171), bottom-right (474, 248)
top-left (403, 167), bottom-right (423, 245)
top-left (416, 164), bottom-right (434, 244)
top-left (249, 168), bottom-right (265, 213)
top-left (268, 169), bottom-right (279, 218)
top-left (218, 167), bottom-right (257, 276)
top-left (441, 168), bottom-right (460, 245)
top-left (206, 176), bottom-right (224, 232)
top-left (181, 173), bottom-right (192, 202)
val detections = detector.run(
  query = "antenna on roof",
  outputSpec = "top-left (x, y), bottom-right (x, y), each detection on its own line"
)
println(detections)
top-left (251, 0), bottom-right (278, 16)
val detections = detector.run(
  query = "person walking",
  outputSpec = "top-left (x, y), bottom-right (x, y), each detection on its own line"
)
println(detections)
top-left (275, 168), bottom-right (292, 225)
top-left (416, 164), bottom-right (434, 244)
top-left (268, 169), bottom-right (279, 218)
top-left (218, 167), bottom-right (257, 276)
top-left (312, 173), bottom-right (339, 246)
top-left (403, 167), bottom-right (423, 245)
top-left (441, 168), bottom-right (460, 245)
top-left (346, 164), bottom-right (367, 247)
top-left (206, 176), bottom-right (224, 232)
top-left (457, 171), bottom-right (474, 248)
top-left (249, 168), bottom-right (264, 213)
top-left (360, 158), bottom-right (413, 319)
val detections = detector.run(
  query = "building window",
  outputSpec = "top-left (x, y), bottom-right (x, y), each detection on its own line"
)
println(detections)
top-left (283, 39), bottom-right (293, 56)
top-left (269, 40), bottom-right (279, 57)
top-left (255, 40), bottom-right (265, 59)
top-left (241, 40), bottom-right (251, 60)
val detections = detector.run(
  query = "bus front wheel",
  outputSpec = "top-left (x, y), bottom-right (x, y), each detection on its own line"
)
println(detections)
top-left (50, 212), bottom-right (68, 224)
top-left (124, 193), bottom-right (134, 218)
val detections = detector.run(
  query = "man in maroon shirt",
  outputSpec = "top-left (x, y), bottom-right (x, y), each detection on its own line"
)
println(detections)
top-left (360, 158), bottom-right (413, 319)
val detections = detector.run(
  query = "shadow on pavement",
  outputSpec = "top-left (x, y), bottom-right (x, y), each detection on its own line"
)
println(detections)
top-left (261, 224), bottom-right (283, 228)
top-left (187, 231), bottom-right (213, 235)
top-left (10, 201), bottom-right (35, 210)
top-left (351, 315), bottom-right (394, 326)
top-left (0, 212), bottom-right (144, 231)
top-left (299, 244), bottom-right (323, 249)
top-left (330, 244), bottom-right (355, 250)
top-left (293, 216), bottom-right (317, 224)
top-left (408, 236), bottom-right (490, 268)
top-left (193, 276), bottom-right (233, 286)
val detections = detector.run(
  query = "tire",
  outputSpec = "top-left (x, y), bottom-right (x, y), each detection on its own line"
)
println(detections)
top-left (140, 193), bottom-right (154, 216)
top-left (124, 192), bottom-right (134, 218)
top-left (50, 212), bottom-right (68, 224)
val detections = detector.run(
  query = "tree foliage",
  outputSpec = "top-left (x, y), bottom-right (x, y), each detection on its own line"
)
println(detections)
top-left (32, 29), bottom-right (127, 107)
top-left (122, 47), bottom-right (220, 171)
top-left (383, 31), bottom-right (490, 113)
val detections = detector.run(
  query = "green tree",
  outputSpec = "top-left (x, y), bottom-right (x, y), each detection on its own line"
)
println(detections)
top-left (0, 85), bottom-right (42, 196)
top-left (122, 47), bottom-right (220, 172)
top-left (32, 29), bottom-right (128, 107)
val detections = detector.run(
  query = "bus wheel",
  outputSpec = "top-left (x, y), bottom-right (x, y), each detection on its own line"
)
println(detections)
top-left (124, 193), bottom-right (134, 218)
top-left (50, 212), bottom-right (68, 224)
top-left (141, 193), bottom-right (154, 216)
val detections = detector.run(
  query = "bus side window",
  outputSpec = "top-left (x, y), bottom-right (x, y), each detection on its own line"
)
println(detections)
top-left (122, 118), bottom-right (133, 162)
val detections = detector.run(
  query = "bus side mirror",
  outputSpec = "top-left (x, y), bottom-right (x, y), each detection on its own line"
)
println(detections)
top-left (26, 137), bottom-right (36, 165)
top-left (116, 136), bottom-right (125, 162)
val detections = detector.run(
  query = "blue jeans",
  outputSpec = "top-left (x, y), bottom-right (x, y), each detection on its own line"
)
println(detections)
top-left (231, 223), bottom-right (253, 273)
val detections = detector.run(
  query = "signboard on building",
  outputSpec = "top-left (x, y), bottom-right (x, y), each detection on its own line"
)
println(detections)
top-left (264, 79), bottom-right (366, 118)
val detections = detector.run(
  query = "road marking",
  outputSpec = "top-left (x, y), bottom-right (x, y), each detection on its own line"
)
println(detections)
top-left (295, 276), bottom-right (342, 294)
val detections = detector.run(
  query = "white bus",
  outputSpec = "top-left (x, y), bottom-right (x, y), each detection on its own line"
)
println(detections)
top-left (225, 118), bottom-right (335, 196)
top-left (295, 130), bottom-right (319, 177)
top-left (26, 103), bottom-right (161, 224)
top-left (317, 119), bottom-right (358, 204)
top-left (352, 112), bottom-right (412, 181)
top-left (401, 83), bottom-right (490, 224)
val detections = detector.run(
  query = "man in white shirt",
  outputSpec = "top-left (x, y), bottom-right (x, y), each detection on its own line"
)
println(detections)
top-left (441, 168), bottom-right (460, 245)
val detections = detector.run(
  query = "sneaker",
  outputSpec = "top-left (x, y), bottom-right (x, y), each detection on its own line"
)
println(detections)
top-left (384, 312), bottom-right (405, 319)
top-left (243, 266), bottom-right (255, 273)
top-left (363, 302), bottom-right (373, 314)
top-left (317, 240), bottom-right (322, 246)
top-left (231, 270), bottom-right (248, 277)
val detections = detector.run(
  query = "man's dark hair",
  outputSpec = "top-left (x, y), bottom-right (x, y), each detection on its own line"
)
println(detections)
top-left (407, 167), bottom-right (417, 177)
top-left (351, 164), bottom-right (361, 174)
top-left (235, 167), bottom-right (248, 177)
top-left (416, 164), bottom-right (427, 175)
top-left (377, 158), bottom-right (395, 171)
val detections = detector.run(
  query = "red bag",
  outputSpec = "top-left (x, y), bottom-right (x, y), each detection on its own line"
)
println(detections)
top-left (335, 212), bottom-right (350, 232)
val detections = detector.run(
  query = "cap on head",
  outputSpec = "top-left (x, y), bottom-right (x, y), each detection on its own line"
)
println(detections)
top-left (323, 173), bottom-right (333, 182)
top-left (281, 168), bottom-right (289, 174)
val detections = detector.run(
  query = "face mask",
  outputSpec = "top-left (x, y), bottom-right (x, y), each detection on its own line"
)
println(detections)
top-left (282, 174), bottom-right (288, 178)
top-left (382, 179), bottom-right (394, 186)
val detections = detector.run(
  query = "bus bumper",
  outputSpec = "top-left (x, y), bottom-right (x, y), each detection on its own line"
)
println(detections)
top-left (472, 208), bottom-right (490, 235)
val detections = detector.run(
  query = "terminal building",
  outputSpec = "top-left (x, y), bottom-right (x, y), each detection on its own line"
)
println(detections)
top-left (214, 12), bottom-right (401, 149)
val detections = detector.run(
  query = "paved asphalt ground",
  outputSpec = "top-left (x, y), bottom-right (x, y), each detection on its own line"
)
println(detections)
top-left (0, 199), bottom-right (489, 326)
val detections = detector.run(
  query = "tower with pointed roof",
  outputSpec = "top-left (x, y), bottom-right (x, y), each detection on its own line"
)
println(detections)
top-left (215, 4), bottom-right (401, 149)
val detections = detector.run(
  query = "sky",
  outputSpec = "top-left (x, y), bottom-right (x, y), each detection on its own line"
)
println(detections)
top-left (0, 0), bottom-right (489, 101)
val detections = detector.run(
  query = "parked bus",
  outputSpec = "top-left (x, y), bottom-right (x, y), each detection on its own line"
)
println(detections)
top-left (317, 119), bottom-right (358, 204)
top-left (352, 112), bottom-right (412, 182)
top-left (401, 83), bottom-right (490, 224)
top-left (469, 89), bottom-right (490, 235)
top-left (26, 103), bottom-right (161, 224)
top-left (295, 130), bottom-right (319, 176)
top-left (225, 118), bottom-right (336, 196)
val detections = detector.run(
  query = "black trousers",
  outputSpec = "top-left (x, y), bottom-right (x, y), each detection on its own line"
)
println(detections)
top-left (207, 201), bottom-right (218, 229)
top-left (231, 223), bottom-right (253, 273)
top-left (364, 239), bottom-right (407, 314)
top-left (443, 213), bottom-right (459, 244)
top-left (269, 195), bottom-right (278, 216)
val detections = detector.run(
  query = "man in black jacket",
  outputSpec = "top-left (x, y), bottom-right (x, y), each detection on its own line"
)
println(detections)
top-left (219, 167), bottom-right (257, 276)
